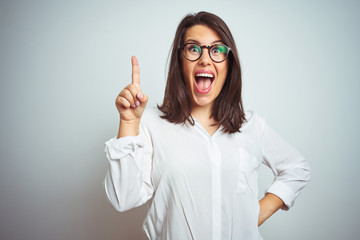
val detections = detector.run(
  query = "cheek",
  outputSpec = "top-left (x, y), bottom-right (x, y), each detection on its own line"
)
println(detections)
top-left (217, 65), bottom-right (229, 91)
top-left (182, 61), bottom-right (192, 76)
top-left (218, 64), bottom-right (229, 80)
top-left (181, 68), bottom-right (192, 91)
top-left (182, 62), bottom-right (195, 84)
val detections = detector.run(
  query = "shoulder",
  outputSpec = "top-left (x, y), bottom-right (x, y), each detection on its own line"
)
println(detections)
top-left (140, 107), bottom-right (166, 127)
top-left (239, 109), bottom-right (266, 133)
top-left (140, 107), bottom-right (185, 138)
top-left (142, 106), bottom-right (162, 119)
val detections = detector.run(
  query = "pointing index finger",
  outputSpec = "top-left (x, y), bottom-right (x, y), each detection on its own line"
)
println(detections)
top-left (131, 56), bottom-right (140, 87)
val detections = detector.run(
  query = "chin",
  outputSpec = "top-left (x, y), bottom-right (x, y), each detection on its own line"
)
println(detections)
top-left (192, 95), bottom-right (214, 108)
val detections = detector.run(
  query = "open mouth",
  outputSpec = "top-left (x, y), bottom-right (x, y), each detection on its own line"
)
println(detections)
top-left (194, 73), bottom-right (214, 94)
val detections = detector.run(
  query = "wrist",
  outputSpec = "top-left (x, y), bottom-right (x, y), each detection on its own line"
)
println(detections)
top-left (117, 118), bottom-right (140, 138)
top-left (258, 193), bottom-right (284, 226)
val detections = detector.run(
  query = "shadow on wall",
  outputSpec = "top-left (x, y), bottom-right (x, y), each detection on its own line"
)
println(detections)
top-left (101, 204), bottom-right (148, 240)
top-left (71, 180), bottom-right (149, 239)
top-left (86, 164), bottom-right (149, 240)
top-left (58, 154), bottom-right (150, 240)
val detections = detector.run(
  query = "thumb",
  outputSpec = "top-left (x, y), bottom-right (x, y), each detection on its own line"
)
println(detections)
top-left (137, 92), bottom-right (148, 108)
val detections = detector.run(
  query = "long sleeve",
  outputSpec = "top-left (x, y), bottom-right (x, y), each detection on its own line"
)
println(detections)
top-left (104, 123), bottom-right (154, 212)
top-left (259, 117), bottom-right (311, 211)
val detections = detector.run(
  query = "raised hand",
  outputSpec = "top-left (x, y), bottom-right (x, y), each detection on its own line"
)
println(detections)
top-left (116, 56), bottom-right (148, 137)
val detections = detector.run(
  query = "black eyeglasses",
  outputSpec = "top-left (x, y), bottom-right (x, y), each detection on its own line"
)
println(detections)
top-left (180, 43), bottom-right (231, 63)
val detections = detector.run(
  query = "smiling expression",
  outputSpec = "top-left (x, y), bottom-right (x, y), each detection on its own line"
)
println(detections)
top-left (182, 24), bottom-right (229, 111)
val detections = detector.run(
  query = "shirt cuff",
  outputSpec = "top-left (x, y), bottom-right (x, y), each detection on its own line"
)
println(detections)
top-left (265, 181), bottom-right (296, 211)
top-left (105, 135), bottom-right (145, 160)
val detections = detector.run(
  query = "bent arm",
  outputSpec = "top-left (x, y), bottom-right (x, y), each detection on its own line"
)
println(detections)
top-left (258, 193), bottom-right (284, 226)
top-left (258, 116), bottom-right (311, 224)
top-left (104, 125), bottom-right (154, 212)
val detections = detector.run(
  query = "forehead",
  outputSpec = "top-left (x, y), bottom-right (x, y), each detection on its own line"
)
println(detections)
top-left (184, 24), bottom-right (222, 44)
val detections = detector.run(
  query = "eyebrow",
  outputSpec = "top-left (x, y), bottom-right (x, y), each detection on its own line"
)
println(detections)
top-left (185, 38), bottom-right (224, 45)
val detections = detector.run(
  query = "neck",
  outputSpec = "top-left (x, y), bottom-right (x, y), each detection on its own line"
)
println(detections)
top-left (190, 103), bottom-right (220, 136)
top-left (190, 104), bottom-right (212, 120)
top-left (190, 103), bottom-right (214, 123)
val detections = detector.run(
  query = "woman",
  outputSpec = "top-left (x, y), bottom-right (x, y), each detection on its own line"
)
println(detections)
top-left (104, 11), bottom-right (311, 240)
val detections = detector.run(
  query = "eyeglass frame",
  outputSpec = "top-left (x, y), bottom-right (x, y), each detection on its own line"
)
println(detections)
top-left (180, 43), bottom-right (232, 63)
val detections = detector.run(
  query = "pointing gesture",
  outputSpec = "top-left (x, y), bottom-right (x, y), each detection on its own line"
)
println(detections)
top-left (116, 56), bottom-right (148, 137)
top-left (131, 56), bottom-right (140, 88)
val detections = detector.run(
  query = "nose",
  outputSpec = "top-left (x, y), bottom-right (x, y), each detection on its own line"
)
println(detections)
top-left (198, 48), bottom-right (211, 66)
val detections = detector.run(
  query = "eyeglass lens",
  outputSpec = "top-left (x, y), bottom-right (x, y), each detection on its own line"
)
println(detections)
top-left (183, 44), bottom-right (229, 62)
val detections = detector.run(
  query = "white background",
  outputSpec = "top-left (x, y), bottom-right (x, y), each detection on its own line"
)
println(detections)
top-left (1, 0), bottom-right (359, 239)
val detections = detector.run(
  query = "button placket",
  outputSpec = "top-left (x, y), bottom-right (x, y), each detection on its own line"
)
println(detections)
top-left (208, 137), bottom-right (222, 240)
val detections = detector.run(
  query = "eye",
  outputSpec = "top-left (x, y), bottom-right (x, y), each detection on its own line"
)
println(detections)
top-left (212, 48), bottom-right (219, 53)
top-left (212, 45), bottom-right (228, 54)
top-left (187, 44), bottom-right (201, 53)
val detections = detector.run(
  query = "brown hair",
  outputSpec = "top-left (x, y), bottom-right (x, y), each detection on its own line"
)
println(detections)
top-left (158, 11), bottom-right (246, 133)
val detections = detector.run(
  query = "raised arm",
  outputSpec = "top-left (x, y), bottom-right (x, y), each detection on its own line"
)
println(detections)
top-left (104, 56), bottom-right (153, 212)
top-left (116, 56), bottom-right (148, 138)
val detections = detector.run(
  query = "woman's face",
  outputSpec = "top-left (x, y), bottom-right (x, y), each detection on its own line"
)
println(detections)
top-left (182, 24), bottom-right (229, 111)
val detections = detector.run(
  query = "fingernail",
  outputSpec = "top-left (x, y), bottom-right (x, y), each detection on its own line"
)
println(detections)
top-left (137, 93), bottom-right (143, 99)
top-left (132, 104), bottom-right (136, 108)
top-left (135, 101), bottom-right (140, 106)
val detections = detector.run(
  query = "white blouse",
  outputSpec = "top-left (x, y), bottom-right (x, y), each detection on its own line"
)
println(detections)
top-left (104, 108), bottom-right (311, 240)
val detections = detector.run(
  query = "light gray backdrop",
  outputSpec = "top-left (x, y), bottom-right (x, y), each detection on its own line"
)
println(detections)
top-left (1, 0), bottom-right (359, 239)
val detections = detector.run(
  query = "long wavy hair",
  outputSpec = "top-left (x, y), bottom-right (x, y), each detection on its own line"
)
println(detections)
top-left (158, 11), bottom-right (246, 133)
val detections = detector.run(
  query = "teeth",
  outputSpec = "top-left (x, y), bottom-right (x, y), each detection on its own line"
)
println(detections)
top-left (195, 73), bottom-right (214, 78)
